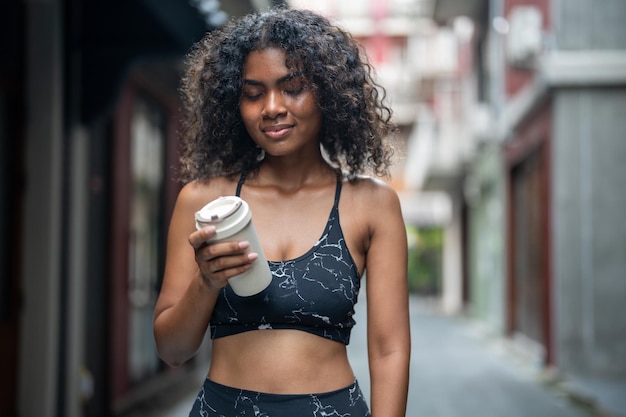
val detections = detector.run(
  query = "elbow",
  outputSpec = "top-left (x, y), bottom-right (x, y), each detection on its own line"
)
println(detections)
top-left (161, 358), bottom-right (185, 368)
top-left (372, 346), bottom-right (410, 363)
top-left (370, 333), bottom-right (411, 363)
top-left (156, 345), bottom-right (195, 368)
top-left (153, 329), bottom-right (198, 368)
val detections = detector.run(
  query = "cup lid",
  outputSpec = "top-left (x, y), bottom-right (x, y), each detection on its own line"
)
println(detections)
top-left (195, 196), bottom-right (243, 223)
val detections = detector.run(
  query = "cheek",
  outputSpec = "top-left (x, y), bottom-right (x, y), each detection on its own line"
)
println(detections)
top-left (305, 108), bottom-right (323, 130)
top-left (239, 105), bottom-right (257, 127)
top-left (293, 97), bottom-right (322, 119)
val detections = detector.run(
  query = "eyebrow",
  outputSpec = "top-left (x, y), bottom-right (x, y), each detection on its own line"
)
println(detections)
top-left (242, 71), bottom-right (305, 86)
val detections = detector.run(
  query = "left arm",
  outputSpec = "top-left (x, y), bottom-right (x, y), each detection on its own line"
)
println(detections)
top-left (363, 181), bottom-right (411, 417)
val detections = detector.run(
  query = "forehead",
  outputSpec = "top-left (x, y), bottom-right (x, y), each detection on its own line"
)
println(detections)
top-left (242, 48), bottom-right (297, 79)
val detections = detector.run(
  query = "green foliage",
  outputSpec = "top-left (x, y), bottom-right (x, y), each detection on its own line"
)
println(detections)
top-left (406, 225), bottom-right (443, 294)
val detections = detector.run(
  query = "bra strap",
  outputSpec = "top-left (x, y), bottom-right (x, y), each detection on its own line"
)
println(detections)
top-left (333, 172), bottom-right (343, 210)
top-left (236, 172), bottom-right (247, 197)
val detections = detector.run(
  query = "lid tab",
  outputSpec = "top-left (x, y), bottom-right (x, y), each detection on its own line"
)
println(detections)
top-left (195, 196), bottom-right (242, 224)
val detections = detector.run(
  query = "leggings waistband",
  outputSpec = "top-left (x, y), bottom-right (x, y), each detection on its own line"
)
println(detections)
top-left (205, 377), bottom-right (360, 399)
top-left (189, 377), bottom-right (371, 416)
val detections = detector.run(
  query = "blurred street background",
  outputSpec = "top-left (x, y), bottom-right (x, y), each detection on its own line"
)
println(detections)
top-left (132, 290), bottom-right (626, 417)
top-left (1, 0), bottom-right (625, 416)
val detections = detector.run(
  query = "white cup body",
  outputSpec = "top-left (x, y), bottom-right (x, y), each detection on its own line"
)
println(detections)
top-left (195, 196), bottom-right (272, 297)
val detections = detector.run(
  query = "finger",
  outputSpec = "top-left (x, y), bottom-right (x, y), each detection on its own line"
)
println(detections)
top-left (189, 226), bottom-right (217, 249)
top-left (199, 240), bottom-right (250, 260)
top-left (199, 254), bottom-right (255, 286)
top-left (202, 252), bottom-right (258, 272)
top-left (200, 263), bottom-right (253, 289)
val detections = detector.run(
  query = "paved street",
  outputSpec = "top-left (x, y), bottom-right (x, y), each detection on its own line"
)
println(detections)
top-left (350, 295), bottom-right (592, 417)
top-left (148, 293), bottom-right (597, 417)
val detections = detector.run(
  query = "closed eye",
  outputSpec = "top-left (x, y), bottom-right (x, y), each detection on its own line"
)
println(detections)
top-left (241, 72), bottom-right (309, 99)
top-left (241, 86), bottom-right (263, 100)
top-left (284, 86), bottom-right (304, 96)
top-left (243, 92), bottom-right (262, 100)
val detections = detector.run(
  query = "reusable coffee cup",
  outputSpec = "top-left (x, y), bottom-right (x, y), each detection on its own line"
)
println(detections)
top-left (195, 196), bottom-right (272, 297)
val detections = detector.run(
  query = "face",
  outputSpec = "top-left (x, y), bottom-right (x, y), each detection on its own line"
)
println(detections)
top-left (239, 48), bottom-right (323, 158)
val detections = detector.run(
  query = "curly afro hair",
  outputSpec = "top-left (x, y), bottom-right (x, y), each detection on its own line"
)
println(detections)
top-left (178, 7), bottom-right (396, 183)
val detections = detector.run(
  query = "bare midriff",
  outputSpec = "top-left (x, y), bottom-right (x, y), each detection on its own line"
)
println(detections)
top-left (207, 329), bottom-right (355, 394)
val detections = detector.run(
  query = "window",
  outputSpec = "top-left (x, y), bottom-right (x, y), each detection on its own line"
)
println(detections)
top-left (128, 97), bottom-right (165, 382)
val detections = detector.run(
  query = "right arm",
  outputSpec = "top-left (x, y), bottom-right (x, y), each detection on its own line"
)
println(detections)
top-left (153, 182), bottom-right (256, 367)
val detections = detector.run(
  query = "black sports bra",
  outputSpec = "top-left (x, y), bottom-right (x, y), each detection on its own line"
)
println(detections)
top-left (209, 173), bottom-right (361, 344)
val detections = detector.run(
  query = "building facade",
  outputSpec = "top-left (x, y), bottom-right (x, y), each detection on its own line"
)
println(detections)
top-left (0, 1), bottom-right (281, 416)
top-left (431, 0), bottom-right (626, 383)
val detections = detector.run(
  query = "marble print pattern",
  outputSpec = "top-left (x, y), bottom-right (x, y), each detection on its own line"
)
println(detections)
top-left (210, 208), bottom-right (361, 345)
top-left (189, 379), bottom-right (371, 417)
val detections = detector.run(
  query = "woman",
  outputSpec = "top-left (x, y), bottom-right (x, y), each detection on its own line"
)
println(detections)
top-left (153, 8), bottom-right (410, 417)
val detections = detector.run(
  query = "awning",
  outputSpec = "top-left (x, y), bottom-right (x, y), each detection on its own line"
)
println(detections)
top-left (78, 0), bottom-right (285, 122)
top-left (432, 0), bottom-right (487, 24)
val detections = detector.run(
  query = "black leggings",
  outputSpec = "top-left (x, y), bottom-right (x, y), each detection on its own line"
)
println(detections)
top-left (189, 378), bottom-right (371, 417)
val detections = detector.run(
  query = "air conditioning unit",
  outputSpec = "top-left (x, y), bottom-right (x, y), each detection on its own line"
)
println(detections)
top-left (506, 6), bottom-right (543, 68)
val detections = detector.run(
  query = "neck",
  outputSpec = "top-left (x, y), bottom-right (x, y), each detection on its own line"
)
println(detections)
top-left (254, 155), bottom-right (337, 190)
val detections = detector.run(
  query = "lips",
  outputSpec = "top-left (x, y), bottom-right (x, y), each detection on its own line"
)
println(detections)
top-left (261, 124), bottom-right (293, 139)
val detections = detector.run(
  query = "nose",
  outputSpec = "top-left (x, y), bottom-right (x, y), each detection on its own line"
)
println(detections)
top-left (262, 90), bottom-right (286, 119)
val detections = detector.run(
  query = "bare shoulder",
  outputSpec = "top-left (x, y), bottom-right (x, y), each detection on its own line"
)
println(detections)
top-left (339, 175), bottom-right (406, 274)
top-left (166, 175), bottom-right (240, 252)
top-left (339, 174), bottom-right (404, 251)
top-left (175, 176), bottom-right (239, 212)
top-left (342, 175), bottom-right (401, 213)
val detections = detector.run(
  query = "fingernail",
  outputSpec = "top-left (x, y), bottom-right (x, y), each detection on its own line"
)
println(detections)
top-left (248, 252), bottom-right (258, 261)
top-left (204, 225), bottom-right (216, 234)
top-left (239, 241), bottom-right (250, 249)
